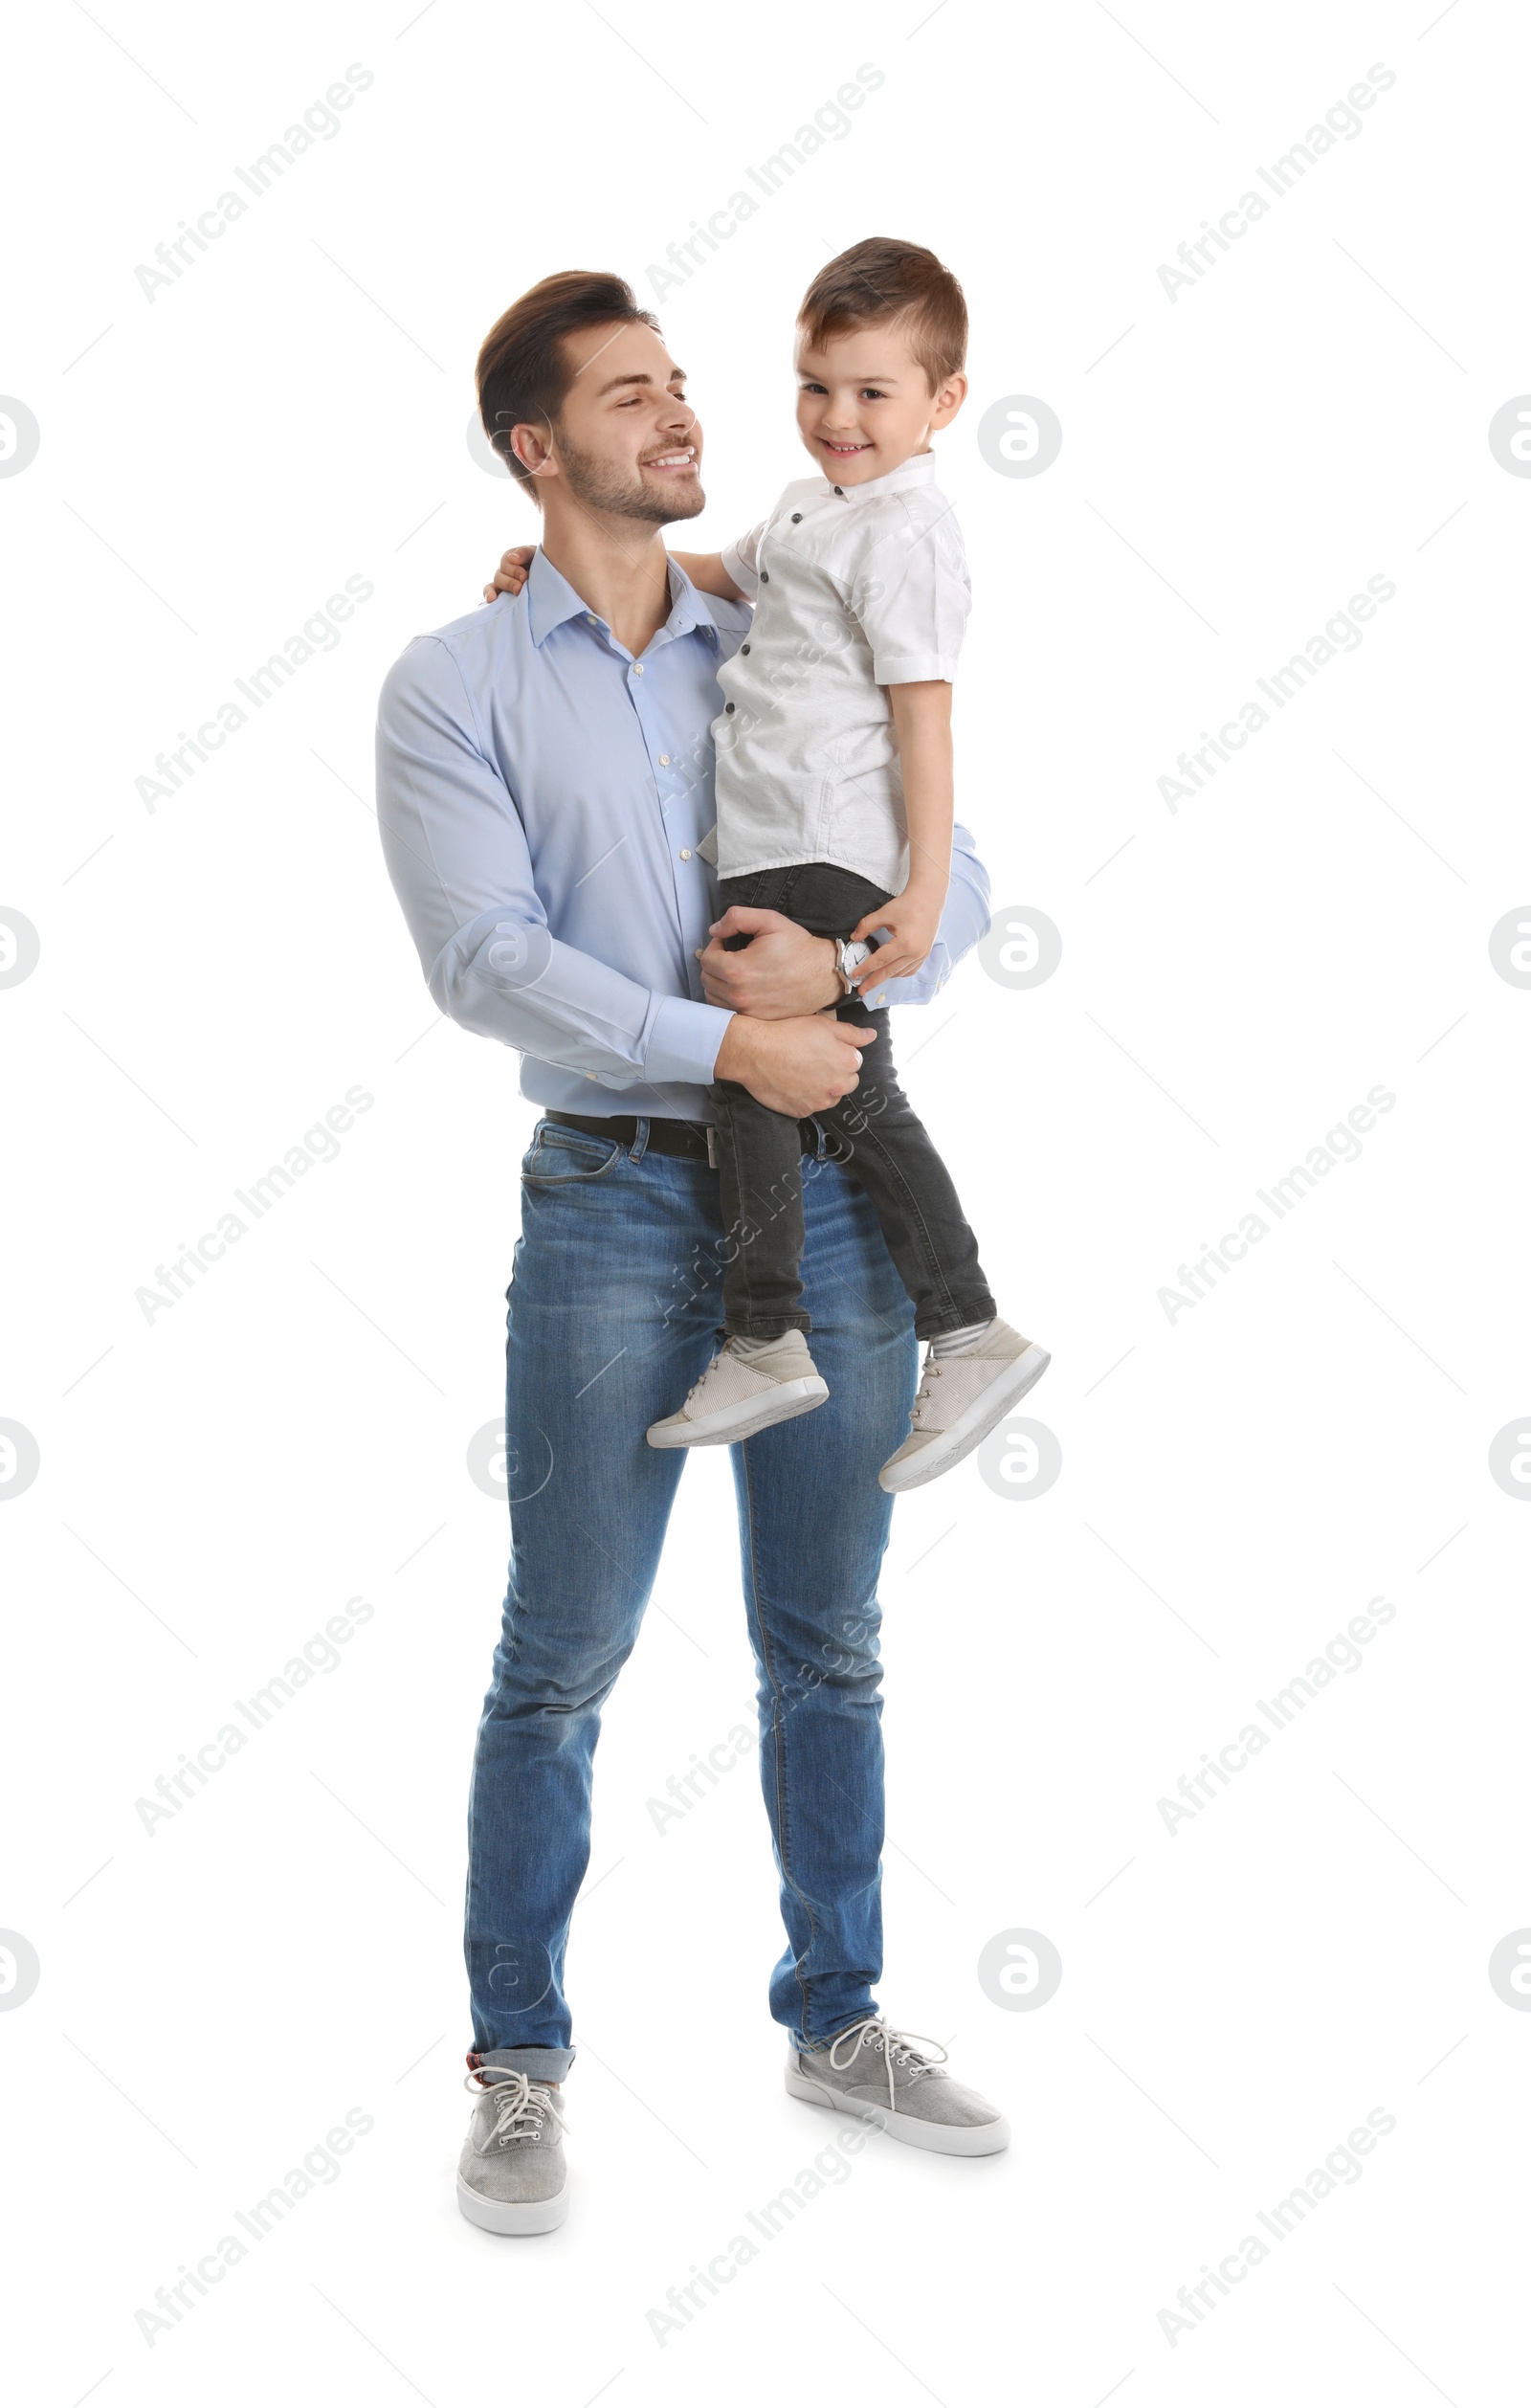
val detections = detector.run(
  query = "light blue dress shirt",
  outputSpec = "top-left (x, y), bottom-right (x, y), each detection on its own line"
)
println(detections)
top-left (375, 548), bottom-right (991, 1123)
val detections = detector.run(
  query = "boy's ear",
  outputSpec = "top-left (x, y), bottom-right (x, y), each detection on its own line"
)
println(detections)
top-left (929, 369), bottom-right (968, 430)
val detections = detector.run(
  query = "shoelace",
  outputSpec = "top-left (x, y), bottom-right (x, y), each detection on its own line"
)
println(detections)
top-left (682, 1350), bottom-right (726, 1410)
top-left (463, 2067), bottom-right (567, 2148)
top-left (906, 1360), bottom-right (946, 1431)
top-left (825, 2016), bottom-right (948, 2111)
top-left (683, 1343), bottom-right (784, 1411)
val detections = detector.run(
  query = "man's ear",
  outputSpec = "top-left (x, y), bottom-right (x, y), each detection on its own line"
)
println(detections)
top-left (928, 370), bottom-right (968, 432)
top-left (507, 415), bottom-right (558, 482)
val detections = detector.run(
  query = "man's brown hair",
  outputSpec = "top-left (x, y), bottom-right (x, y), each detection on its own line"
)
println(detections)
top-left (477, 270), bottom-right (660, 502)
top-left (797, 237), bottom-right (967, 391)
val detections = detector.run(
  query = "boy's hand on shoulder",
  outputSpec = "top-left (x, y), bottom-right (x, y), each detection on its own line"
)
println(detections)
top-left (483, 545), bottom-right (537, 603)
top-left (850, 883), bottom-right (943, 985)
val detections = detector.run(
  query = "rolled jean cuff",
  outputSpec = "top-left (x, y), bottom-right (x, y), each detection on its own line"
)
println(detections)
top-left (913, 1291), bottom-right (997, 1341)
top-left (469, 2045), bottom-right (575, 2083)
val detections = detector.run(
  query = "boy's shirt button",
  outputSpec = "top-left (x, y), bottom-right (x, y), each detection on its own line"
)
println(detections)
top-left (790, 512), bottom-right (802, 523)
top-left (759, 571), bottom-right (769, 582)
top-left (724, 702), bottom-right (735, 713)
top-left (741, 642), bottom-right (750, 654)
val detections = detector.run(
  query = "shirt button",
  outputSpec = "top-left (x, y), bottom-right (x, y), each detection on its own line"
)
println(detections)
top-left (833, 485), bottom-right (844, 496)
top-left (724, 702), bottom-right (735, 714)
top-left (791, 512), bottom-right (802, 523)
top-left (679, 848), bottom-right (693, 861)
top-left (658, 753), bottom-right (671, 766)
top-left (586, 614), bottom-right (596, 625)
top-left (632, 662), bottom-right (645, 675)
top-left (741, 643), bottom-right (750, 655)
top-left (759, 571), bottom-right (769, 583)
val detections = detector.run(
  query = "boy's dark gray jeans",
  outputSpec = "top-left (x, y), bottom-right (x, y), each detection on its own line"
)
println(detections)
top-left (712, 862), bottom-right (996, 1342)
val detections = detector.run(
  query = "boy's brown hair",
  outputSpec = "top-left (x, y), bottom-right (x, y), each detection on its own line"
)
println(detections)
top-left (797, 237), bottom-right (967, 392)
top-left (477, 270), bottom-right (660, 501)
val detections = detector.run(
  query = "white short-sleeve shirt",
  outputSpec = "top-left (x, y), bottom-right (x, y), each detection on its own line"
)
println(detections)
top-left (710, 449), bottom-right (970, 892)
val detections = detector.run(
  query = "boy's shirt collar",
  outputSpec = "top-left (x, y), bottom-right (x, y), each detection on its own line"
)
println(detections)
top-left (775, 449), bottom-right (941, 515)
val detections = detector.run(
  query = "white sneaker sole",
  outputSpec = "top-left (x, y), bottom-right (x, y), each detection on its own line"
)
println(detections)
top-left (456, 2172), bottom-right (569, 2234)
top-left (785, 2064), bottom-right (1010, 2156)
top-left (646, 1375), bottom-right (829, 1449)
top-left (878, 1344), bottom-right (1052, 1494)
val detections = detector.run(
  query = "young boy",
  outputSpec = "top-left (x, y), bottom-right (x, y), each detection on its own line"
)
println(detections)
top-left (494, 238), bottom-right (1049, 1491)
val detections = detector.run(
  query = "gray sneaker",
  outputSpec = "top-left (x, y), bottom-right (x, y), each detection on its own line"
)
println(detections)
top-left (456, 2069), bottom-right (569, 2234)
top-left (878, 1321), bottom-right (1051, 1493)
top-left (786, 2016), bottom-right (1010, 2156)
top-left (647, 1329), bottom-right (829, 1449)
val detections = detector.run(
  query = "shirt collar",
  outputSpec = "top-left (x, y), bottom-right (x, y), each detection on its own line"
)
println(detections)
top-left (526, 546), bottom-right (724, 651)
top-left (524, 546), bottom-right (598, 648)
top-left (661, 558), bottom-right (727, 644)
top-left (784, 450), bottom-right (941, 512)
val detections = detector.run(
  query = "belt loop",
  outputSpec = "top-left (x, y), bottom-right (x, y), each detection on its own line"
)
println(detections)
top-left (630, 1116), bottom-right (650, 1164)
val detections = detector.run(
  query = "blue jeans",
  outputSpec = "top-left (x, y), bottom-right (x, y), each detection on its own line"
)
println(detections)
top-left (465, 1114), bottom-right (918, 2080)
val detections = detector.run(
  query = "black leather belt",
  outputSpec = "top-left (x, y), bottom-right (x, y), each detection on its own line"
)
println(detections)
top-left (548, 1111), bottom-right (828, 1162)
top-left (549, 1111), bottom-right (713, 1160)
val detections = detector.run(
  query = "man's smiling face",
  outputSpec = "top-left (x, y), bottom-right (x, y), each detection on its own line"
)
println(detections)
top-left (539, 319), bottom-right (706, 525)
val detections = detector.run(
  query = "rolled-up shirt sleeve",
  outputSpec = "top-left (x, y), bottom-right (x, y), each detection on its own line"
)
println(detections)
top-left (376, 635), bottom-right (732, 1088)
top-left (863, 818), bottom-right (989, 1009)
top-left (852, 500), bottom-right (973, 687)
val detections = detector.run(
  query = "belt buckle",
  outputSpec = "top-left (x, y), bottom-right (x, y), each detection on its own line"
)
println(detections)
top-left (705, 1126), bottom-right (719, 1171)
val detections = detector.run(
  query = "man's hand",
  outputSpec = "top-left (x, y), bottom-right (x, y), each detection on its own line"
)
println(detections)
top-left (713, 1013), bottom-right (876, 1118)
top-left (849, 884), bottom-right (943, 986)
top-left (699, 907), bottom-right (842, 1017)
top-left (483, 545), bottom-right (537, 603)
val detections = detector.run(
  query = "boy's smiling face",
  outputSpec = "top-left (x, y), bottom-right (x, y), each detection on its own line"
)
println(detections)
top-left (793, 321), bottom-right (967, 486)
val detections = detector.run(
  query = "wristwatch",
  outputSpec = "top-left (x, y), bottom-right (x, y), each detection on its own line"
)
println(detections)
top-left (832, 937), bottom-right (873, 996)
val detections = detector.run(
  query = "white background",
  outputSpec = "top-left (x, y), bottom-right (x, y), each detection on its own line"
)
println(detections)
top-left (3, 1), bottom-right (1528, 2401)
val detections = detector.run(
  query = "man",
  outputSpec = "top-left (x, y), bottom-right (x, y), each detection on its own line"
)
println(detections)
top-left (375, 270), bottom-right (1008, 2237)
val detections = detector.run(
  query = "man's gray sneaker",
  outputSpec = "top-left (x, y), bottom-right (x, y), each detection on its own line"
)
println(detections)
top-left (456, 2069), bottom-right (568, 2233)
top-left (786, 2015), bottom-right (1010, 2155)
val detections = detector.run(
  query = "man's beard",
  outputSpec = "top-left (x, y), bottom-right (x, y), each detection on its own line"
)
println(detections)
top-left (555, 430), bottom-right (706, 526)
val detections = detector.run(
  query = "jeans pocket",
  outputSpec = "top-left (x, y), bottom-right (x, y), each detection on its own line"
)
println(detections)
top-left (721, 867), bottom-right (795, 918)
top-left (521, 1124), bottom-right (624, 1184)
